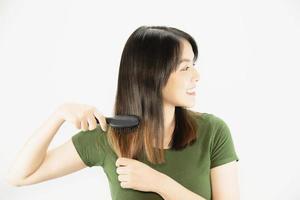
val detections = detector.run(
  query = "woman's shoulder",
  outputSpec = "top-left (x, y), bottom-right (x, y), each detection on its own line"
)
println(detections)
top-left (72, 125), bottom-right (108, 148)
top-left (189, 110), bottom-right (228, 129)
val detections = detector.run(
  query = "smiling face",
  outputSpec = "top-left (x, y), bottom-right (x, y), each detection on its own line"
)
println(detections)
top-left (162, 39), bottom-right (200, 108)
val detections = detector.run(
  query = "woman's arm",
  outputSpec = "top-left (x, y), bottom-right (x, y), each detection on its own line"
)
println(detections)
top-left (5, 103), bottom-right (107, 186)
top-left (5, 109), bottom-right (66, 185)
top-left (210, 161), bottom-right (240, 200)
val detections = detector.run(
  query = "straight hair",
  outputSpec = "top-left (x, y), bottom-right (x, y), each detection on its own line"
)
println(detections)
top-left (106, 25), bottom-right (201, 164)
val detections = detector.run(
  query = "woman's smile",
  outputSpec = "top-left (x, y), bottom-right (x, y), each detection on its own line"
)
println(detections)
top-left (186, 87), bottom-right (196, 95)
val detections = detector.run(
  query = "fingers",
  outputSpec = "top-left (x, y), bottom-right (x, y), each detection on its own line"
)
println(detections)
top-left (118, 174), bottom-right (129, 182)
top-left (116, 166), bottom-right (129, 175)
top-left (117, 168), bottom-right (130, 188)
top-left (87, 115), bottom-right (97, 130)
top-left (81, 118), bottom-right (88, 131)
top-left (93, 109), bottom-right (107, 132)
top-left (74, 119), bottom-right (81, 129)
top-left (74, 106), bottom-right (107, 132)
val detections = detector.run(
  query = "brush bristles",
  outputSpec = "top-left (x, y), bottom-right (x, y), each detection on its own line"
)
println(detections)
top-left (112, 126), bottom-right (138, 134)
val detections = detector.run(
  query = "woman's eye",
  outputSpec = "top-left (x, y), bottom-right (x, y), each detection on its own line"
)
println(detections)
top-left (181, 63), bottom-right (195, 71)
top-left (183, 66), bottom-right (191, 71)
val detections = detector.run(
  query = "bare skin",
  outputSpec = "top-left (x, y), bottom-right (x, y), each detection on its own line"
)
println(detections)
top-left (5, 102), bottom-right (108, 186)
top-left (162, 39), bottom-right (200, 148)
top-left (5, 39), bottom-right (239, 198)
top-left (4, 102), bottom-right (175, 194)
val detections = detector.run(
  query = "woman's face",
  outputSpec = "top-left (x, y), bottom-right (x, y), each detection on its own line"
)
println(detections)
top-left (162, 40), bottom-right (200, 108)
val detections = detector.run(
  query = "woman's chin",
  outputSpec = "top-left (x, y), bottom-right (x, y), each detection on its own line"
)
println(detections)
top-left (177, 101), bottom-right (196, 108)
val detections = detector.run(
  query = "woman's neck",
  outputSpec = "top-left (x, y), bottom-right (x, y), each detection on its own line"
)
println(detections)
top-left (163, 103), bottom-right (176, 148)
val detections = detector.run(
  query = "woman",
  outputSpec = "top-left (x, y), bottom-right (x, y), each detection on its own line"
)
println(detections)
top-left (6, 26), bottom-right (240, 200)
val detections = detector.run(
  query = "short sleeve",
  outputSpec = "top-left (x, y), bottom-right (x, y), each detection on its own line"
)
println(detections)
top-left (210, 116), bottom-right (239, 169)
top-left (72, 125), bottom-right (106, 167)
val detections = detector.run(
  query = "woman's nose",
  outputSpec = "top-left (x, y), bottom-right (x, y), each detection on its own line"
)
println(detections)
top-left (192, 67), bottom-right (200, 82)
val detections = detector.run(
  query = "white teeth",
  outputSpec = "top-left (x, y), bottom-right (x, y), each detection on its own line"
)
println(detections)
top-left (187, 88), bottom-right (196, 93)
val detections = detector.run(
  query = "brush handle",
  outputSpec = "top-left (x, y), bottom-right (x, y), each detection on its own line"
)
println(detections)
top-left (94, 117), bottom-right (111, 124)
top-left (94, 117), bottom-right (106, 124)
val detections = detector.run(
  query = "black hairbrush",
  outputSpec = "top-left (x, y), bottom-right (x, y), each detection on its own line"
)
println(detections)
top-left (96, 114), bottom-right (140, 134)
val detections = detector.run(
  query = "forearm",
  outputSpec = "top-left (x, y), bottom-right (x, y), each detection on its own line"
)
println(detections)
top-left (155, 174), bottom-right (206, 200)
top-left (6, 109), bottom-right (65, 183)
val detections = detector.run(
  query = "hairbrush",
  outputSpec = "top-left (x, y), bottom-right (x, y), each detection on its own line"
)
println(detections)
top-left (95, 114), bottom-right (140, 134)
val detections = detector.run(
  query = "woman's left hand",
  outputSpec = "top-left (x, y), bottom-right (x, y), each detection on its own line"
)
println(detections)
top-left (115, 157), bottom-right (164, 192)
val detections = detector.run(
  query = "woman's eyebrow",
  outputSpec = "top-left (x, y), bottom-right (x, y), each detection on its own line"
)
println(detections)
top-left (178, 58), bottom-right (192, 64)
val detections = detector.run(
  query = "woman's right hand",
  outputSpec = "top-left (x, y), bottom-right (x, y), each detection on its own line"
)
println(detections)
top-left (56, 102), bottom-right (107, 132)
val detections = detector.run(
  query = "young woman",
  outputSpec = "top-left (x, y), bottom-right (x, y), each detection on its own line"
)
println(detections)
top-left (6, 26), bottom-right (240, 200)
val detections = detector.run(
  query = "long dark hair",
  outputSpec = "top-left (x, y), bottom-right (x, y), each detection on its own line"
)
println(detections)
top-left (106, 26), bottom-right (200, 164)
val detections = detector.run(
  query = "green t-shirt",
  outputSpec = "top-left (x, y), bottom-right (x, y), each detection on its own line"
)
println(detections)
top-left (72, 112), bottom-right (239, 200)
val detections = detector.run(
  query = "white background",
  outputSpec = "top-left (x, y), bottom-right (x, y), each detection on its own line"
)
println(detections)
top-left (1, 0), bottom-right (299, 199)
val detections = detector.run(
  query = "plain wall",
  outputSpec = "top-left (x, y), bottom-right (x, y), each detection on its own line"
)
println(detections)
top-left (0, 0), bottom-right (299, 199)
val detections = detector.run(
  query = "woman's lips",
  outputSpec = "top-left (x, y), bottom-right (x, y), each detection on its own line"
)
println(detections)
top-left (186, 87), bottom-right (196, 95)
top-left (186, 91), bottom-right (196, 95)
